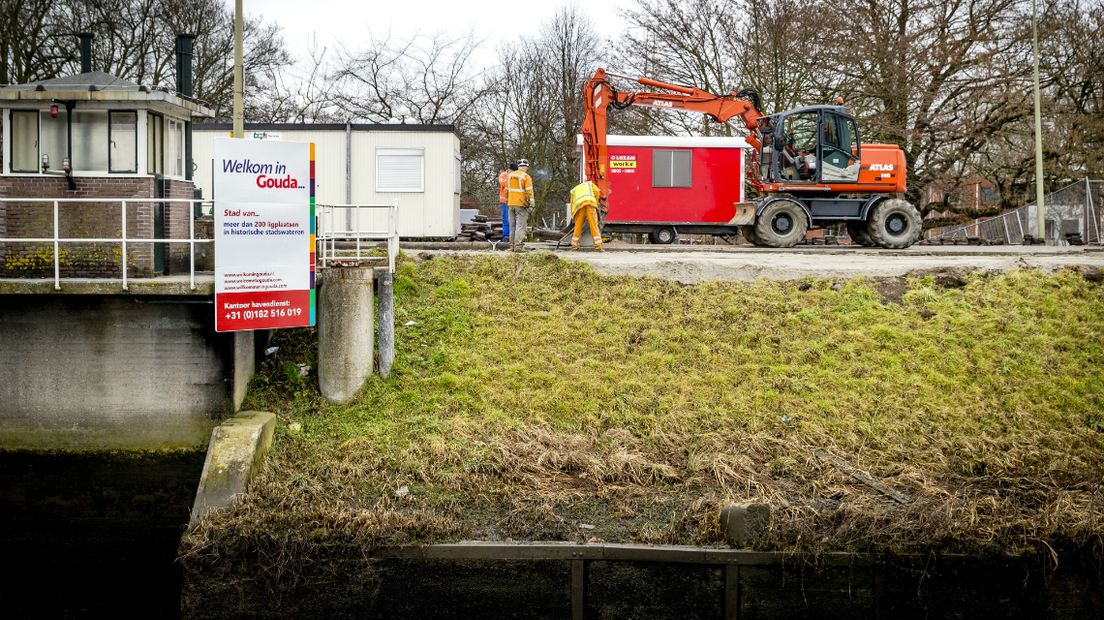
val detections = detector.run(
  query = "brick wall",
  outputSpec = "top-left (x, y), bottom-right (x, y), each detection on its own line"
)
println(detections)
top-left (164, 179), bottom-right (197, 274)
top-left (0, 176), bottom-right (156, 277)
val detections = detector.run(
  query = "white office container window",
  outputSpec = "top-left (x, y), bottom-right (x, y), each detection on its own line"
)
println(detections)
top-left (376, 148), bottom-right (424, 192)
top-left (454, 152), bottom-right (462, 195)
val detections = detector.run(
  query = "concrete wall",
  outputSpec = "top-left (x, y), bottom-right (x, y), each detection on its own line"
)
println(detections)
top-left (191, 125), bottom-right (461, 238)
top-left (0, 294), bottom-right (238, 449)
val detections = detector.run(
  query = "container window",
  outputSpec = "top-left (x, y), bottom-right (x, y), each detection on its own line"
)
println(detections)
top-left (376, 148), bottom-right (424, 193)
top-left (109, 111), bottom-right (137, 173)
top-left (454, 152), bottom-right (462, 195)
top-left (10, 110), bottom-right (38, 172)
top-left (652, 149), bottom-right (691, 188)
top-left (72, 110), bottom-right (109, 171)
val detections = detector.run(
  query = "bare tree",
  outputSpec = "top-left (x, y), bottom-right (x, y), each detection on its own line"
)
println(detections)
top-left (332, 31), bottom-right (486, 124)
top-left (1, 0), bottom-right (291, 122)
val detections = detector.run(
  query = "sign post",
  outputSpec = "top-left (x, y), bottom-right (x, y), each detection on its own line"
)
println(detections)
top-left (214, 138), bottom-right (315, 332)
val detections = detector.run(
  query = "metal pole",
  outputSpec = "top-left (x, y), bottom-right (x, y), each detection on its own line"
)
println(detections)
top-left (345, 121), bottom-right (353, 232)
top-left (189, 200), bottom-right (196, 290)
top-left (378, 271), bottom-right (394, 379)
top-left (53, 200), bottom-right (60, 290)
top-left (1032, 0), bottom-right (1046, 242)
top-left (233, 0), bottom-right (244, 138)
top-left (121, 201), bottom-right (128, 291)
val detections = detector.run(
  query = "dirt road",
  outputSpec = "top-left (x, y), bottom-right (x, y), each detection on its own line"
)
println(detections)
top-left (415, 244), bottom-right (1104, 283)
top-left (568, 245), bottom-right (1104, 282)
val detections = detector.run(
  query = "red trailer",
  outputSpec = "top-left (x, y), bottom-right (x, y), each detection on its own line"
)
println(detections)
top-left (577, 134), bottom-right (751, 244)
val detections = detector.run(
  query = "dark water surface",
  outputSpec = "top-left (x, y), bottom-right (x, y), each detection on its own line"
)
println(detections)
top-left (0, 450), bottom-right (205, 619)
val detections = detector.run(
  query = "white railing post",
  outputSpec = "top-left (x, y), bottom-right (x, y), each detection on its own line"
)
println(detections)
top-left (121, 200), bottom-right (128, 291)
top-left (189, 199), bottom-right (196, 290)
top-left (53, 200), bottom-right (61, 290)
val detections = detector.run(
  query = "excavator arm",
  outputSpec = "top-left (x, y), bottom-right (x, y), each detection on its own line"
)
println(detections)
top-left (581, 68), bottom-right (766, 199)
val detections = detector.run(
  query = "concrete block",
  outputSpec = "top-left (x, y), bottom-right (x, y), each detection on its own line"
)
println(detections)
top-left (720, 502), bottom-right (770, 548)
top-left (318, 268), bottom-right (374, 402)
top-left (190, 410), bottom-right (276, 524)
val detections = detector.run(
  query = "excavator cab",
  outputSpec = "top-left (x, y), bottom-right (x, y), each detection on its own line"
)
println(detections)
top-left (763, 106), bottom-right (861, 185)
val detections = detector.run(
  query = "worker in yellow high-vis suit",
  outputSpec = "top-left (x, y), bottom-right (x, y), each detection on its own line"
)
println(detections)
top-left (568, 179), bottom-right (604, 251)
top-left (505, 159), bottom-right (535, 249)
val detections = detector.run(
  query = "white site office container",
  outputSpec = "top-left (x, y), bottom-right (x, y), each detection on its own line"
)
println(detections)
top-left (192, 123), bottom-right (461, 238)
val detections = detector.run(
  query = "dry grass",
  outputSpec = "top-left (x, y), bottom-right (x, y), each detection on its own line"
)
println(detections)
top-left (183, 253), bottom-right (1104, 563)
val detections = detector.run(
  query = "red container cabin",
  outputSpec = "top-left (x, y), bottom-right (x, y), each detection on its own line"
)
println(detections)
top-left (577, 134), bottom-right (750, 244)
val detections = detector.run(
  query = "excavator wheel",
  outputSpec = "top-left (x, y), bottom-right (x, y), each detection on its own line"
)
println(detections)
top-left (866, 199), bottom-right (922, 249)
top-left (846, 222), bottom-right (876, 247)
top-left (753, 199), bottom-right (808, 247)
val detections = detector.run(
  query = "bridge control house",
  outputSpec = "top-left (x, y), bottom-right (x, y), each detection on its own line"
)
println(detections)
top-left (0, 33), bottom-right (212, 278)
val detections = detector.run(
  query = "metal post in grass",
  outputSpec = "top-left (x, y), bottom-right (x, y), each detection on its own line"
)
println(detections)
top-left (378, 271), bottom-right (395, 379)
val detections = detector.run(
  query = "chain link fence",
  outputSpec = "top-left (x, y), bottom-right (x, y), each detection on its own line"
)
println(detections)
top-left (925, 179), bottom-right (1102, 245)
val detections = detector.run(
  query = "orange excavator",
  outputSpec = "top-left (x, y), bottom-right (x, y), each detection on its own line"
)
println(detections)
top-left (581, 68), bottom-right (922, 248)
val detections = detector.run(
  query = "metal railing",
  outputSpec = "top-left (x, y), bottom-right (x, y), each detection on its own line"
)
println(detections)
top-left (0, 197), bottom-right (212, 290)
top-left (316, 203), bottom-right (399, 273)
top-left (927, 179), bottom-right (1102, 245)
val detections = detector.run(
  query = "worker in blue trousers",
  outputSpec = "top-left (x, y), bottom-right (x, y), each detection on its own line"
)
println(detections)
top-left (497, 162), bottom-right (517, 242)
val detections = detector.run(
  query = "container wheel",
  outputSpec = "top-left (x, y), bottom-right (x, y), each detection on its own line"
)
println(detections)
top-left (649, 226), bottom-right (678, 244)
top-left (866, 199), bottom-right (922, 249)
top-left (846, 222), bottom-right (876, 247)
top-left (753, 199), bottom-right (808, 247)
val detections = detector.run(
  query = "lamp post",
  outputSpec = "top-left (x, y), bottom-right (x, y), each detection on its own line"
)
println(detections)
top-left (1031, 0), bottom-right (1046, 242)
top-left (233, 0), bottom-right (244, 138)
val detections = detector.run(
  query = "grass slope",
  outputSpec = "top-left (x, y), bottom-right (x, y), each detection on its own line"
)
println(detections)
top-left (185, 253), bottom-right (1104, 561)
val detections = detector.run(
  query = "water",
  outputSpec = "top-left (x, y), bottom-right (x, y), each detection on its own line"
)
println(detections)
top-left (0, 450), bottom-right (205, 618)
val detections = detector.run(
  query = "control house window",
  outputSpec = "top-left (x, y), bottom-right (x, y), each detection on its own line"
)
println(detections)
top-left (9, 110), bottom-right (38, 172)
top-left (109, 111), bottom-right (137, 173)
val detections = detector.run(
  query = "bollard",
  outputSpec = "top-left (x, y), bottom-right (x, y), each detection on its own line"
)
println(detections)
top-left (318, 268), bottom-right (374, 402)
top-left (378, 271), bottom-right (395, 379)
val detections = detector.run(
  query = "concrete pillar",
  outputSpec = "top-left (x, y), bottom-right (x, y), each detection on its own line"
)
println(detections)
top-left (232, 330), bottom-right (254, 412)
top-left (318, 267), bottom-right (374, 402)
top-left (378, 271), bottom-right (394, 379)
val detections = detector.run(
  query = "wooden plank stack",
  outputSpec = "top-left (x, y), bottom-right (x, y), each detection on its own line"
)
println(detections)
top-left (455, 214), bottom-right (504, 242)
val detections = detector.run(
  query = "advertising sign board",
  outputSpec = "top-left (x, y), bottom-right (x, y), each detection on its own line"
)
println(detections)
top-left (213, 138), bottom-right (315, 332)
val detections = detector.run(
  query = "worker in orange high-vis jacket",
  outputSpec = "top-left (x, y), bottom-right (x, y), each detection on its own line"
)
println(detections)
top-left (497, 162), bottom-right (517, 242)
top-left (568, 179), bottom-right (605, 251)
top-left (506, 159), bottom-right (535, 249)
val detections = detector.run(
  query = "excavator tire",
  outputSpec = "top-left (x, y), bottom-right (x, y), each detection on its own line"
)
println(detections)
top-left (846, 222), bottom-right (876, 247)
top-left (866, 199), bottom-right (922, 249)
top-left (753, 199), bottom-right (808, 247)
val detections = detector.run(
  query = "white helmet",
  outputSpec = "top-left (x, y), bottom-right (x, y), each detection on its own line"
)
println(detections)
top-left (516, 158), bottom-right (530, 167)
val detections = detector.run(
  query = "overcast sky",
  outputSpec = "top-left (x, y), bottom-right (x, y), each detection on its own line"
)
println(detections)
top-left (241, 0), bottom-right (639, 70)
